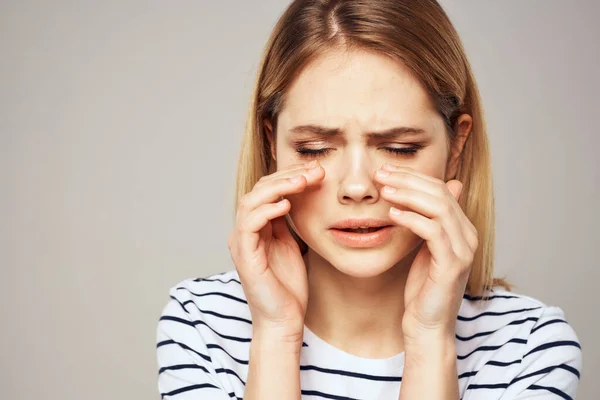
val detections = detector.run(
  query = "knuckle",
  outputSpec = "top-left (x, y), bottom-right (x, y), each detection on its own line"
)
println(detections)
top-left (432, 222), bottom-right (445, 239)
top-left (436, 181), bottom-right (448, 193)
top-left (470, 234), bottom-right (479, 252)
top-left (471, 226), bottom-right (479, 240)
top-left (239, 195), bottom-right (251, 210)
top-left (440, 200), bottom-right (452, 216)
top-left (239, 221), bottom-right (251, 233)
top-left (456, 249), bottom-right (473, 265)
top-left (258, 175), bottom-right (269, 183)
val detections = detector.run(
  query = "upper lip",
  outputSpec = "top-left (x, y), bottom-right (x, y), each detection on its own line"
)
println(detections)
top-left (330, 218), bottom-right (393, 229)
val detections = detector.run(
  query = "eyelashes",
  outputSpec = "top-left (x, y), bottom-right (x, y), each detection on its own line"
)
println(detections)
top-left (294, 145), bottom-right (423, 159)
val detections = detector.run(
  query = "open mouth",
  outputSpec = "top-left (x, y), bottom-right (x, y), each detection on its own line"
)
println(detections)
top-left (338, 227), bottom-right (386, 233)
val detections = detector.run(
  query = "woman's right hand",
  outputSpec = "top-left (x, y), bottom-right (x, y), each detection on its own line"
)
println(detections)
top-left (228, 160), bottom-right (325, 343)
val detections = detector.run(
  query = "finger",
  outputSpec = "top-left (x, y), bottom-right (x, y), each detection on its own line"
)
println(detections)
top-left (446, 181), bottom-right (479, 252)
top-left (238, 199), bottom-right (291, 253)
top-left (380, 163), bottom-right (440, 184)
top-left (258, 161), bottom-right (322, 184)
top-left (237, 167), bottom-right (325, 223)
top-left (376, 168), bottom-right (477, 253)
top-left (383, 187), bottom-right (472, 263)
top-left (258, 164), bottom-right (324, 190)
top-left (381, 187), bottom-right (443, 220)
top-left (377, 166), bottom-right (477, 241)
top-left (236, 175), bottom-right (306, 225)
top-left (375, 167), bottom-right (445, 198)
top-left (389, 209), bottom-right (458, 283)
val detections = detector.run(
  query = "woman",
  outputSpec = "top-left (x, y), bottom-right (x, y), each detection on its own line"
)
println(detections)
top-left (157, 1), bottom-right (582, 399)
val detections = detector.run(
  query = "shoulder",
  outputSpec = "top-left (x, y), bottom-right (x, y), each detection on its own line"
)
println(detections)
top-left (457, 289), bottom-right (582, 399)
top-left (458, 288), bottom-right (580, 344)
top-left (156, 270), bottom-right (250, 398)
top-left (167, 270), bottom-right (248, 313)
top-left (161, 269), bottom-right (252, 337)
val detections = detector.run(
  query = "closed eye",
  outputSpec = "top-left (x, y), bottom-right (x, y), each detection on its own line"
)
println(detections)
top-left (295, 145), bottom-right (422, 159)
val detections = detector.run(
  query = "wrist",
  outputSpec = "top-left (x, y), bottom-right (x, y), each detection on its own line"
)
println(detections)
top-left (247, 329), bottom-right (302, 400)
top-left (404, 331), bottom-right (456, 363)
top-left (251, 326), bottom-right (304, 354)
top-left (400, 333), bottom-right (459, 400)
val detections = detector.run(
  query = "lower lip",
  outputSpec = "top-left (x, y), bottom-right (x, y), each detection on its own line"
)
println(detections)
top-left (329, 226), bottom-right (394, 248)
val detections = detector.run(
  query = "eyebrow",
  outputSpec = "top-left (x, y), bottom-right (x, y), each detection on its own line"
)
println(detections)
top-left (288, 124), bottom-right (428, 139)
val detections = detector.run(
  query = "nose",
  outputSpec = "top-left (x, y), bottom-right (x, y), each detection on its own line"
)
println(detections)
top-left (337, 146), bottom-right (380, 205)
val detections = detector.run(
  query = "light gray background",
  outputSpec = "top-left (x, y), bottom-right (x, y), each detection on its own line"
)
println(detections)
top-left (1, 1), bottom-right (598, 399)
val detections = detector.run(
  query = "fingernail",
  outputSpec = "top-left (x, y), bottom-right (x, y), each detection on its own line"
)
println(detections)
top-left (382, 163), bottom-right (397, 171)
top-left (309, 164), bottom-right (321, 174)
top-left (289, 175), bottom-right (302, 183)
top-left (376, 169), bottom-right (390, 178)
top-left (383, 185), bottom-right (396, 193)
top-left (305, 160), bottom-right (318, 168)
top-left (390, 207), bottom-right (402, 216)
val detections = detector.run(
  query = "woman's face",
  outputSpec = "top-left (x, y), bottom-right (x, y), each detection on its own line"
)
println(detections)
top-left (269, 49), bottom-right (460, 278)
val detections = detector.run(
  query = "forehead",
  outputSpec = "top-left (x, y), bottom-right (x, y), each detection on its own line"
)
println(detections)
top-left (278, 49), bottom-right (439, 132)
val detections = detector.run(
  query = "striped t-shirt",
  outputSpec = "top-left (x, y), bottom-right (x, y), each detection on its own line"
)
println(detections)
top-left (156, 270), bottom-right (582, 400)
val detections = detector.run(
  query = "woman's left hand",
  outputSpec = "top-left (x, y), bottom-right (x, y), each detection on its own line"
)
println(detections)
top-left (374, 163), bottom-right (479, 342)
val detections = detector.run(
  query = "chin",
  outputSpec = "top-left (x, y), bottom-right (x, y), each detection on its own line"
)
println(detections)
top-left (328, 251), bottom-right (401, 278)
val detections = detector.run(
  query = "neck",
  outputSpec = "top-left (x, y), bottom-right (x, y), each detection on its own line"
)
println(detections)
top-left (303, 245), bottom-right (421, 359)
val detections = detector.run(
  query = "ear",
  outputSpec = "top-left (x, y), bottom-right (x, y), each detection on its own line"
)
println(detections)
top-left (445, 114), bottom-right (472, 181)
top-left (264, 119), bottom-right (277, 161)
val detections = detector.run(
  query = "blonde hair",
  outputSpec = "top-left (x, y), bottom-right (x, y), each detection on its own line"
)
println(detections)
top-left (234, 0), bottom-right (511, 297)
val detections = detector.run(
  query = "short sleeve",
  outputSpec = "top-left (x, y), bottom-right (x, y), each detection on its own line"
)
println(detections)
top-left (498, 306), bottom-right (583, 399)
top-left (156, 285), bottom-right (232, 400)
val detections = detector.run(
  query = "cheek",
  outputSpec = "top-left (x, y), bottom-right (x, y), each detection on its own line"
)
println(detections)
top-left (275, 142), bottom-right (301, 168)
top-left (286, 184), bottom-right (326, 224)
top-left (419, 164), bottom-right (445, 181)
top-left (412, 150), bottom-right (448, 180)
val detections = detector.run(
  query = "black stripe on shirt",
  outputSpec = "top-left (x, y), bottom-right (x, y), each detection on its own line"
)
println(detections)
top-left (523, 340), bottom-right (581, 358)
top-left (462, 293), bottom-right (521, 301)
top-left (194, 276), bottom-right (242, 285)
top-left (466, 383), bottom-right (508, 390)
top-left (171, 295), bottom-right (253, 325)
top-left (457, 307), bottom-right (541, 322)
top-left (458, 370), bottom-right (477, 379)
top-left (485, 359), bottom-right (522, 367)
top-left (460, 361), bottom-right (579, 384)
top-left (160, 315), bottom-right (252, 343)
top-left (510, 363), bottom-right (581, 384)
top-left (215, 367), bottom-right (246, 386)
top-left (457, 338), bottom-right (528, 360)
top-left (159, 363), bottom-right (209, 375)
top-left (160, 383), bottom-right (220, 397)
top-left (162, 309), bottom-right (308, 348)
top-left (157, 339), bottom-right (212, 363)
top-left (466, 382), bottom-right (574, 400)
top-left (301, 389), bottom-right (360, 400)
top-left (455, 317), bottom-right (538, 341)
top-left (458, 358), bottom-right (522, 380)
top-left (300, 364), bottom-right (402, 382)
top-left (206, 343), bottom-right (249, 365)
top-left (527, 384), bottom-right (573, 400)
top-left (176, 288), bottom-right (248, 304)
top-left (531, 318), bottom-right (567, 334)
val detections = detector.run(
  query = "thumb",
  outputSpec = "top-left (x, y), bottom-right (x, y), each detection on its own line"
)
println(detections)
top-left (446, 180), bottom-right (463, 201)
